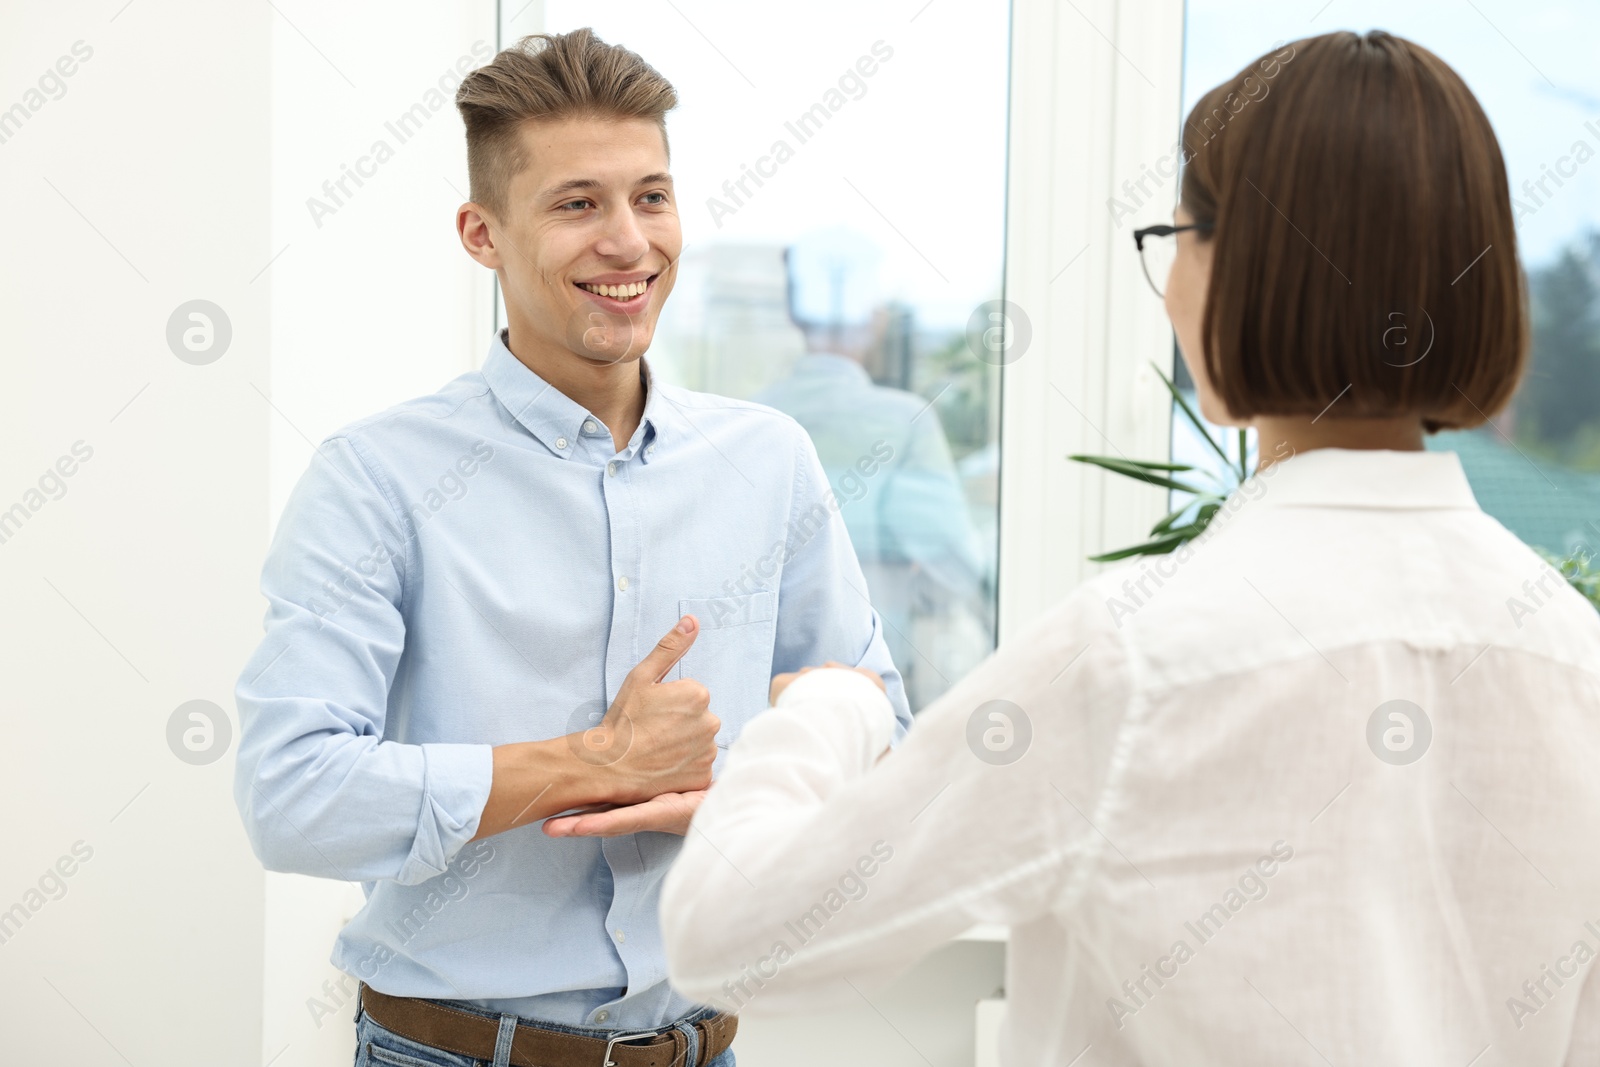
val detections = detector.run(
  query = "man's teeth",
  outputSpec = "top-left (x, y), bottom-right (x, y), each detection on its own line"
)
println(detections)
top-left (579, 280), bottom-right (648, 299)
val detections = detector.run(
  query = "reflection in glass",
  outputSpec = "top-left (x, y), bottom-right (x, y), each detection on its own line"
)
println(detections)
top-left (754, 229), bottom-right (990, 708)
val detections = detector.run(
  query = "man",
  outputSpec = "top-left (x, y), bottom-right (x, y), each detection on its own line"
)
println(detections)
top-left (233, 28), bottom-right (909, 1067)
top-left (755, 227), bottom-right (990, 708)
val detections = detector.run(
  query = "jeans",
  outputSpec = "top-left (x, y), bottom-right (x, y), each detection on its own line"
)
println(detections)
top-left (352, 994), bottom-right (736, 1067)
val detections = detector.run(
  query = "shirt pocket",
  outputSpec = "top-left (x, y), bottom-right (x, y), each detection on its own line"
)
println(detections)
top-left (676, 590), bottom-right (779, 748)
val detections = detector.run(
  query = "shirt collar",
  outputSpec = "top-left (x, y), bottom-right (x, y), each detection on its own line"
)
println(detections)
top-left (636, 358), bottom-right (672, 462)
top-left (1246, 447), bottom-right (1479, 511)
top-left (482, 328), bottom-right (669, 461)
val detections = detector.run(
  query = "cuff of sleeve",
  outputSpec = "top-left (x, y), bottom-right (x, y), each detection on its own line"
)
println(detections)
top-left (394, 742), bottom-right (494, 886)
top-left (775, 668), bottom-right (897, 770)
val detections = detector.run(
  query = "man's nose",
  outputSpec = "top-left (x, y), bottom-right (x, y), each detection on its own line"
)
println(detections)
top-left (595, 205), bottom-right (649, 261)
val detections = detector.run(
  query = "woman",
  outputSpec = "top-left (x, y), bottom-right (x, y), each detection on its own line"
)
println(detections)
top-left (656, 31), bottom-right (1600, 1065)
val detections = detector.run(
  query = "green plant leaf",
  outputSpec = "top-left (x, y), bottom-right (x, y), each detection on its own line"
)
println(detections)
top-left (1068, 365), bottom-right (1259, 566)
top-left (1107, 458), bottom-right (1196, 472)
top-left (1068, 454), bottom-right (1205, 495)
top-left (1088, 532), bottom-right (1191, 562)
top-left (1067, 453), bottom-right (1195, 474)
top-left (1148, 493), bottom-right (1226, 535)
top-left (1154, 520), bottom-right (1212, 541)
top-left (1536, 547), bottom-right (1600, 615)
top-left (1152, 361), bottom-right (1232, 474)
top-left (1149, 506), bottom-right (1192, 536)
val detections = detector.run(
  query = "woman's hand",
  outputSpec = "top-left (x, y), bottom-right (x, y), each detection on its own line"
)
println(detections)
top-left (769, 661), bottom-right (887, 704)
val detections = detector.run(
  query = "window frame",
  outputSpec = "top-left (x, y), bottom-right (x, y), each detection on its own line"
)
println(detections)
top-left (997, 0), bottom-right (1188, 641)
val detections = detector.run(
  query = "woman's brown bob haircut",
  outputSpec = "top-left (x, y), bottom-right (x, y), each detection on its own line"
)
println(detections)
top-left (455, 29), bottom-right (678, 222)
top-left (1180, 31), bottom-right (1527, 431)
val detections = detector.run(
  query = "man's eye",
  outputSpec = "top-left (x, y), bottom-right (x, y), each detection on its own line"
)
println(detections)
top-left (641, 192), bottom-right (668, 206)
top-left (559, 199), bottom-right (594, 212)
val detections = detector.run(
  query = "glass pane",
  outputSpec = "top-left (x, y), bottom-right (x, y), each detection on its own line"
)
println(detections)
top-left (541, 2), bottom-right (1011, 709)
top-left (1169, 2), bottom-right (1600, 578)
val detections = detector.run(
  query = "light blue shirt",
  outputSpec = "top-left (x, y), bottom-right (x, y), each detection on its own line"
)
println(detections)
top-left (233, 329), bottom-right (911, 1030)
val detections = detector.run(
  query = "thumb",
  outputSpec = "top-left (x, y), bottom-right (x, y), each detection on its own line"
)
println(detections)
top-left (631, 615), bottom-right (699, 685)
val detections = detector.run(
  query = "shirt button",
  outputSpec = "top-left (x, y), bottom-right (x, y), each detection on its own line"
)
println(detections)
top-left (555, 437), bottom-right (568, 450)
top-left (614, 928), bottom-right (626, 943)
top-left (617, 576), bottom-right (629, 591)
top-left (595, 1010), bottom-right (609, 1023)
top-left (607, 462), bottom-right (617, 477)
top-left (646, 445), bottom-right (656, 456)
top-left (583, 419), bottom-right (598, 434)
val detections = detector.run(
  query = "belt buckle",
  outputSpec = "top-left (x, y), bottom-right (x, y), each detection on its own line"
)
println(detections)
top-left (601, 1029), bottom-right (663, 1067)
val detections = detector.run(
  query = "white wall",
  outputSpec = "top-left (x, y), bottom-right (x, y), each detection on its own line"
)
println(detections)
top-left (0, 2), bottom-right (270, 1062)
top-left (1, 1), bottom-right (494, 1062)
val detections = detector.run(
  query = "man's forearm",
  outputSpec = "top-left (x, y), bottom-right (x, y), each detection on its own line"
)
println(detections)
top-left (473, 736), bottom-right (624, 841)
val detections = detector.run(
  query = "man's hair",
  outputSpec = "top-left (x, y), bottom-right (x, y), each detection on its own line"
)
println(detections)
top-left (1179, 30), bottom-right (1527, 432)
top-left (454, 29), bottom-right (678, 221)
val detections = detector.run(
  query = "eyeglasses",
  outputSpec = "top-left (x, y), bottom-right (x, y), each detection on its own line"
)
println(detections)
top-left (1132, 222), bottom-right (1214, 298)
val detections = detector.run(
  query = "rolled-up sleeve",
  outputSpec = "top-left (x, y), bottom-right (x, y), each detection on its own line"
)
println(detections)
top-left (233, 434), bottom-right (493, 885)
top-left (773, 426), bottom-right (914, 739)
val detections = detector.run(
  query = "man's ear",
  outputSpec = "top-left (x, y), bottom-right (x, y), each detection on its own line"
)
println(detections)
top-left (457, 203), bottom-right (502, 270)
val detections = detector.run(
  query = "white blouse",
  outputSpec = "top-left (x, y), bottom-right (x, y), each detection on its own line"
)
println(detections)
top-left (661, 447), bottom-right (1600, 1066)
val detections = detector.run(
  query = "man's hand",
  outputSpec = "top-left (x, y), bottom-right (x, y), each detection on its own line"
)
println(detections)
top-left (545, 660), bottom-right (891, 838)
top-left (541, 619), bottom-right (717, 839)
top-left (472, 616), bottom-right (719, 842)
top-left (769, 661), bottom-right (887, 704)
top-left (543, 789), bottom-right (707, 838)
top-left (583, 616), bottom-right (720, 803)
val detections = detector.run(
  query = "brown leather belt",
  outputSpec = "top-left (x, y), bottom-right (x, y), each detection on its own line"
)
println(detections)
top-left (359, 983), bottom-right (737, 1067)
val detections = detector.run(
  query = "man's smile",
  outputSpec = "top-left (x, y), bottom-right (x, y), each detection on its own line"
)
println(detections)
top-left (575, 271), bottom-right (659, 312)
